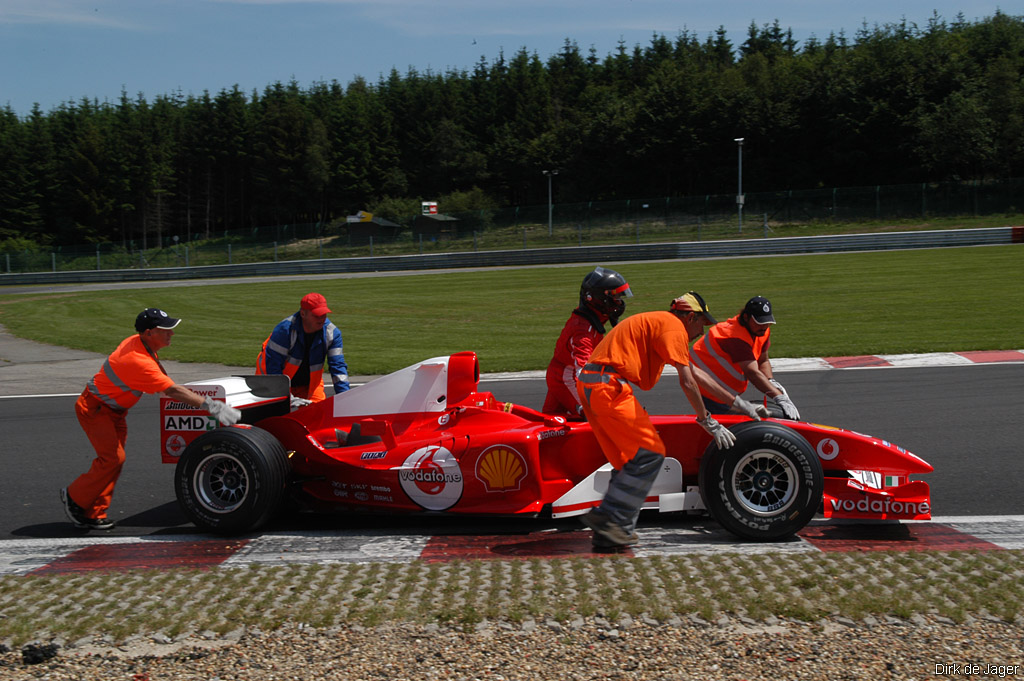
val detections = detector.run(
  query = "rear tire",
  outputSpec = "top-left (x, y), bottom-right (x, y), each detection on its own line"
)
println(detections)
top-left (698, 421), bottom-right (822, 541)
top-left (175, 426), bottom-right (289, 534)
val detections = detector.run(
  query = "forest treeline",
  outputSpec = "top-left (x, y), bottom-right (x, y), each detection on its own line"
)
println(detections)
top-left (1, 11), bottom-right (1022, 251)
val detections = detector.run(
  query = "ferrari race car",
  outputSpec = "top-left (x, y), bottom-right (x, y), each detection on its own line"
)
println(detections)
top-left (159, 351), bottom-right (933, 541)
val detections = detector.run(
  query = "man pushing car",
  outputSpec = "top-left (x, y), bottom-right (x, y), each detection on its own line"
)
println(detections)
top-left (692, 295), bottom-right (800, 420)
top-left (61, 308), bottom-right (241, 530)
top-left (576, 291), bottom-right (768, 549)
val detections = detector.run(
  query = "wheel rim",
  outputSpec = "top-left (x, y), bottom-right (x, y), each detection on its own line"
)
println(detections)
top-left (731, 449), bottom-right (798, 516)
top-left (192, 452), bottom-right (250, 514)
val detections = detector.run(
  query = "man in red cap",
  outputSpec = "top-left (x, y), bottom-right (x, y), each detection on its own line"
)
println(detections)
top-left (256, 292), bottom-right (350, 404)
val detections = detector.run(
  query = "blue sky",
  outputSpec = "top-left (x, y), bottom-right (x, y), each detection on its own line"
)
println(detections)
top-left (0, 0), bottom-right (1012, 117)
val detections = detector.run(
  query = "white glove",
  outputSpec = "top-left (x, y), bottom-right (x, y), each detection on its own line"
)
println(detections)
top-left (731, 395), bottom-right (768, 420)
top-left (771, 393), bottom-right (801, 420)
top-left (290, 396), bottom-right (313, 410)
top-left (768, 378), bottom-right (787, 395)
top-left (698, 415), bottom-right (736, 449)
top-left (203, 397), bottom-right (242, 426)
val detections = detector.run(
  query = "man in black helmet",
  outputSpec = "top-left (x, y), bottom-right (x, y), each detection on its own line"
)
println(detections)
top-left (542, 266), bottom-right (632, 419)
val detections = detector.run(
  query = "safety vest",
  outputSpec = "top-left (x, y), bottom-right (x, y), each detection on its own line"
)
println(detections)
top-left (86, 335), bottom-right (175, 411)
top-left (256, 313), bottom-right (346, 402)
top-left (691, 315), bottom-right (770, 400)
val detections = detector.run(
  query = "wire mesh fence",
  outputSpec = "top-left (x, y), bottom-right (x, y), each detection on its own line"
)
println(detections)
top-left (3, 178), bottom-right (1021, 274)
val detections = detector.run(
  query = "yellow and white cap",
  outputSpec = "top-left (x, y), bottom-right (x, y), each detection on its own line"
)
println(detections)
top-left (670, 291), bottom-right (716, 324)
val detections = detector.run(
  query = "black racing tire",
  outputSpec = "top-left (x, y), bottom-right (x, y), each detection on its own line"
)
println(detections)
top-left (698, 420), bottom-right (823, 541)
top-left (174, 426), bottom-right (290, 535)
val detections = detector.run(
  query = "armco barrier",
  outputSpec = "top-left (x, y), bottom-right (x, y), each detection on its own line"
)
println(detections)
top-left (2, 227), bottom-right (1021, 286)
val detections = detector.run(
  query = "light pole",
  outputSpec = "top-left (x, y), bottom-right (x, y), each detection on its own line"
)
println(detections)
top-left (734, 138), bottom-right (744, 233)
top-left (543, 169), bottom-right (558, 236)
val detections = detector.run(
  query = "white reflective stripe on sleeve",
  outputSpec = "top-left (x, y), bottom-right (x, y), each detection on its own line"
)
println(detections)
top-left (266, 339), bottom-right (289, 356)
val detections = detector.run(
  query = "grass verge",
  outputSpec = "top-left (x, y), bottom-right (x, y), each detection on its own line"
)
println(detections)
top-left (0, 244), bottom-right (1022, 374)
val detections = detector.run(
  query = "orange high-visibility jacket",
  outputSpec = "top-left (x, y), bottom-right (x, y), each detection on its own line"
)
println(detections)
top-left (86, 334), bottom-right (175, 411)
top-left (691, 315), bottom-right (770, 400)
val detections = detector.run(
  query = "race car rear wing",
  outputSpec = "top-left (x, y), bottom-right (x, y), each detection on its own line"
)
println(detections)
top-left (158, 375), bottom-right (290, 463)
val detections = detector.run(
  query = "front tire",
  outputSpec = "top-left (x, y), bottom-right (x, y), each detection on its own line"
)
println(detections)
top-left (175, 426), bottom-right (289, 534)
top-left (698, 421), bottom-right (823, 541)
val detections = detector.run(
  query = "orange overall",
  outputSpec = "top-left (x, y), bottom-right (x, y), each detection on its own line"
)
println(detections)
top-left (68, 335), bottom-right (174, 519)
top-left (576, 312), bottom-right (694, 469)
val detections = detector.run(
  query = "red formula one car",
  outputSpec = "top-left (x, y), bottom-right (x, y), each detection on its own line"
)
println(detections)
top-left (159, 352), bottom-right (933, 541)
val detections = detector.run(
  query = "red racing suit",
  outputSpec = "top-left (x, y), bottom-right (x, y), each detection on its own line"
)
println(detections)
top-left (542, 308), bottom-right (606, 419)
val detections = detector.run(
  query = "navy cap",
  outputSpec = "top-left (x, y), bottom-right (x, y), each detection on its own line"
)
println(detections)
top-left (743, 296), bottom-right (776, 324)
top-left (135, 308), bottom-right (182, 332)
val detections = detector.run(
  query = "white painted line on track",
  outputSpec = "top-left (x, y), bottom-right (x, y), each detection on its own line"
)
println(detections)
top-left (3, 516), bottom-right (1023, 575)
top-left (221, 532), bottom-right (431, 567)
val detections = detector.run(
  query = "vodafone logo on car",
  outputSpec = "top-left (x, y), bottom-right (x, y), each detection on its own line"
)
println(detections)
top-left (396, 445), bottom-right (464, 511)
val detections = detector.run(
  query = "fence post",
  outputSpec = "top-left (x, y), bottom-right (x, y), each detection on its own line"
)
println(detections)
top-left (369, 236), bottom-right (374, 257)
top-left (96, 248), bottom-right (100, 270)
top-left (473, 231), bottom-right (478, 251)
top-left (697, 217), bottom-right (702, 241)
top-left (5, 253), bottom-right (9, 273)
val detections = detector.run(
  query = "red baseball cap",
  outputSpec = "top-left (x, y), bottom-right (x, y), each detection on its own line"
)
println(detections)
top-left (300, 292), bottom-right (331, 316)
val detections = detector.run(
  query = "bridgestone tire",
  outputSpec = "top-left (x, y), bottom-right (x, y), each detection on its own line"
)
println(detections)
top-left (175, 426), bottom-right (289, 535)
top-left (698, 421), bottom-right (823, 541)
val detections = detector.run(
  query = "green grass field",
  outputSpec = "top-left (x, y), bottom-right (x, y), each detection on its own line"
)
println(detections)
top-left (1, 244), bottom-right (1021, 375)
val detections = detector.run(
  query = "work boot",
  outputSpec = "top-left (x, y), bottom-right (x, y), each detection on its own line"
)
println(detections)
top-left (60, 488), bottom-right (115, 530)
top-left (580, 508), bottom-right (639, 547)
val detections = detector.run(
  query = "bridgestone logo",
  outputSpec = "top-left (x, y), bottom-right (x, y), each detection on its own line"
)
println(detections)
top-left (761, 433), bottom-right (801, 455)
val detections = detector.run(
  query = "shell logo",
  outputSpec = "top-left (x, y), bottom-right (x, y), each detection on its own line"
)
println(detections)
top-left (475, 446), bottom-right (528, 493)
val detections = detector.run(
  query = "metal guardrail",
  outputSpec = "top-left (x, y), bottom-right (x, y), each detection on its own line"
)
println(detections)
top-left (2, 227), bottom-right (1021, 286)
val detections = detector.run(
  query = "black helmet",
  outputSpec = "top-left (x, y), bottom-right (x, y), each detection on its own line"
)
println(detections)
top-left (579, 267), bottom-right (632, 324)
